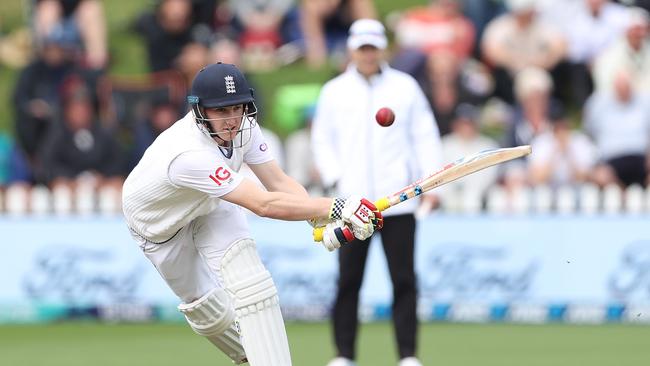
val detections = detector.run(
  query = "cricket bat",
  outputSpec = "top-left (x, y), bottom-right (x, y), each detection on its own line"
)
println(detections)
top-left (313, 145), bottom-right (532, 241)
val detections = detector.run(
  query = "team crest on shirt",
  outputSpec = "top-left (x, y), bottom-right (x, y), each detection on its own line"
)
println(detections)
top-left (209, 166), bottom-right (232, 186)
top-left (225, 75), bottom-right (236, 94)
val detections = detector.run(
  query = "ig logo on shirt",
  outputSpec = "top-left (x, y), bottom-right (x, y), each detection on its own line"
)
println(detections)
top-left (209, 167), bottom-right (232, 186)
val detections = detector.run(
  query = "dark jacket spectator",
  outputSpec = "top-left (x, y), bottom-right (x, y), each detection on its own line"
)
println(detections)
top-left (12, 29), bottom-right (78, 159)
top-left (133, 0), bottom-right (196, 72)
top-left (38, 76), bottom-right (124, 184)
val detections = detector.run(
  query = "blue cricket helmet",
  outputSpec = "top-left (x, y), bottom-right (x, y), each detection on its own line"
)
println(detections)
top-left (187, 62), bottom-right (258, 147)
top-left (188, 62), bottom-right (255, 109)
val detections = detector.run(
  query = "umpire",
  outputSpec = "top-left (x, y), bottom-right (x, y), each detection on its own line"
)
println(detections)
top-left (311, 19), bottom-right (443, 366)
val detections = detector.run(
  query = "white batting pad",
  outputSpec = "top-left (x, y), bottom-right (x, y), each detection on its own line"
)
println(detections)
top-left (221, 238), bottom-right (292, 366)
top-left (178, 288), bottom-right (247, 364)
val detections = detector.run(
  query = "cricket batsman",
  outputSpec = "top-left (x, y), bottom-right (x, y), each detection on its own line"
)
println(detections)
top-left (122, 62), bottom-right (383, 365)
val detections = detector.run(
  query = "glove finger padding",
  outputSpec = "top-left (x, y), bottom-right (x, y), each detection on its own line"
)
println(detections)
top-left (362, 198), bottom-right (383, 230)
top-left (338, 196), bottom-right (383, 241)
top-left (320, 220), bottom-right (355, 251)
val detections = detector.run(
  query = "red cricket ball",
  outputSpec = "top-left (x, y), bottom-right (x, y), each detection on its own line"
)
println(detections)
top-left (375, 107), bottom-right (395, 127)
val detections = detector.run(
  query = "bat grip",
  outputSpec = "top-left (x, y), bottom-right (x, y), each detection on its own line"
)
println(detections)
top-left (312, 197), bottom-right (390, 242)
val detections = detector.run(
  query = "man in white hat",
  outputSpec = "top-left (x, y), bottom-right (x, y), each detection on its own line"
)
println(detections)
top-left (312, 18), bottom-right (443, 366)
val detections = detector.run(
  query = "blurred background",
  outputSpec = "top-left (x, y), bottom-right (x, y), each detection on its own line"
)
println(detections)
top-left (1, 0), bottom-right (650, 365)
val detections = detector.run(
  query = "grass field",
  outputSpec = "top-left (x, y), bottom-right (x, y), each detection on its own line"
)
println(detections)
top-left (1, 322), bottom-right (649, 366)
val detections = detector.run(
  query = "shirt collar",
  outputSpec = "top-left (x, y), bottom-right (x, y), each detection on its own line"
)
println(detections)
top-left (347, 62), bottom-right (389, 83)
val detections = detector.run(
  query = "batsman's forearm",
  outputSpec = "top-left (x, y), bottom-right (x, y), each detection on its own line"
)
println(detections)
top-left (258, 192), bottom-right (332, 221)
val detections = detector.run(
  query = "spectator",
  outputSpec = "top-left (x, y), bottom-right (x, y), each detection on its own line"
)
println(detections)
top-left (300, 0), bottom-right (377, 68)
top-left (12, 27), bottom-right (79, 162)
top-left (130, 95), bottom-right (181, 168)
top-left (542, 0), bottom-right (629, 108)
top-left (592, 7), bottom-right (650, 94)
top-left (528, 106), bottom-right (597, 188)
top-left (439, 103), bottom-right (499, 207)
top-left (312, 19), bottom-right (442, 366)
top-left (461, 0), bottom-right (506, 57)
top-left (175, 41), bottom-right (210, 89)
top-left (424, 50), bottom-right (493, 136)
top-left (394, 0), bottom-right (476, 62)
top-left (584, 71), bottom-right (650, 187)
top-left (33, 0), bottom-right (108, 69)
top-left (209, 33), bottom-right (243, 66)
top-left (133, 0), bottom-right (197, 72)
top-left (505, 67), bottom-right (556, 147)
top-left (0, 133), bottom-right (32, 187)
top-left (228, 0), bottom-right (302, 70)
top-left (38, 75), bottom-right (124, 188)
top-left (481, 0), bottom-right (567, 104)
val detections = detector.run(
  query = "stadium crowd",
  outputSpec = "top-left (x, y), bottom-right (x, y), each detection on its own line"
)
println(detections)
top-left (1, 0), bottom-right (650, 215)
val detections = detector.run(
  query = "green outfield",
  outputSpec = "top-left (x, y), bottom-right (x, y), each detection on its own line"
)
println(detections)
top-left (1, 322), bottom-right (649, 366)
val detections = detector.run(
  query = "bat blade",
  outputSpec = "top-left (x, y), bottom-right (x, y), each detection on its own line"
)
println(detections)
top-left (313, 145), bottom-right (531, 241)
top-left (379, 145), bottom-right (532, 210)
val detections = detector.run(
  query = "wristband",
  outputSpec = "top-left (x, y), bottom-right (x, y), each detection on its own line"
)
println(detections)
top-left (329, 197), bottom-right (346, 220)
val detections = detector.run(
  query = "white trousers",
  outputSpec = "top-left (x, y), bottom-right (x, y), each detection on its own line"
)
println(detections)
top-left (129, 202), bottom-right (252, 302)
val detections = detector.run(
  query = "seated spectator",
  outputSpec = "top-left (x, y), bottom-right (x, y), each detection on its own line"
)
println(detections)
top-left (461, 0), bottom-right (506, 57)
top-left (130, 95), bottom-right (180, 168)
top-left (505, 67), bottom-right (557, 147)
top-left (592, 7), bottom-right (650, 94)
top-left (584, 71), bottom-right (650, 187)
top-left (133, 0), bottom-right (197, 72)
top-left (541, 0), bottom-right (629, 108)
top-left (440, 103), bottom-right (499, 202)
top-left (0, 133), bottom-right (32, 187)
top-left (423, 51), bottom-right (493, 136)
top-left (228, 0), bottom-right (301, 71)
top-left (38, 75), bottom-right (124, 188)
top-left (481, 0), bottom-right (567, 104)
top-left (300, 0), bottom-right (377, 68)
top-left (528, 106), bottom-right (597, 188)
top-left (285, 105), bottom-right (324, 195)
top-left (33, 0), bottom-right (108, 70)
top-left (394, 0), bottom-right (476, 62)
top-left (175, 41), bottom-right (209, 89)
top-left (12, 27), bottom-right (79, 163)
top-left (209, 33), bottom-right (243, 66)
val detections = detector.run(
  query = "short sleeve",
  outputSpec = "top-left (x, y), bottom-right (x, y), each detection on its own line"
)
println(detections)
top-left (244, 123), bottom-right (275, 165)
top-left (169, 150), bottom-right (243, 197)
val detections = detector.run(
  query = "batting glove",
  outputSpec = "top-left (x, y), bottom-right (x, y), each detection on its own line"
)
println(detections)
top-left (329, 195), bottom-right (383, 241)
top-left (319, 220), bottom-right (355, 251)
top-left (306, 217), bottom-right (330, 228)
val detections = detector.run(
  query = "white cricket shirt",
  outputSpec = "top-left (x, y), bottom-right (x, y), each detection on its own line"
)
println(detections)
top-left (122, 112), bottom-right (273, 242)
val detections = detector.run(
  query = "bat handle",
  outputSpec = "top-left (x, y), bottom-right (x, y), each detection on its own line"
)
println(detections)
top-left (312, 197), bottom-right (390, 242)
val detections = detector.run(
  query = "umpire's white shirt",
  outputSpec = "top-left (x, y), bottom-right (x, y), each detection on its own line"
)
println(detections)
top-left (122, 112), bottom-right (273, 243)
top-left (312, 63), bottom-right (442, 216)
